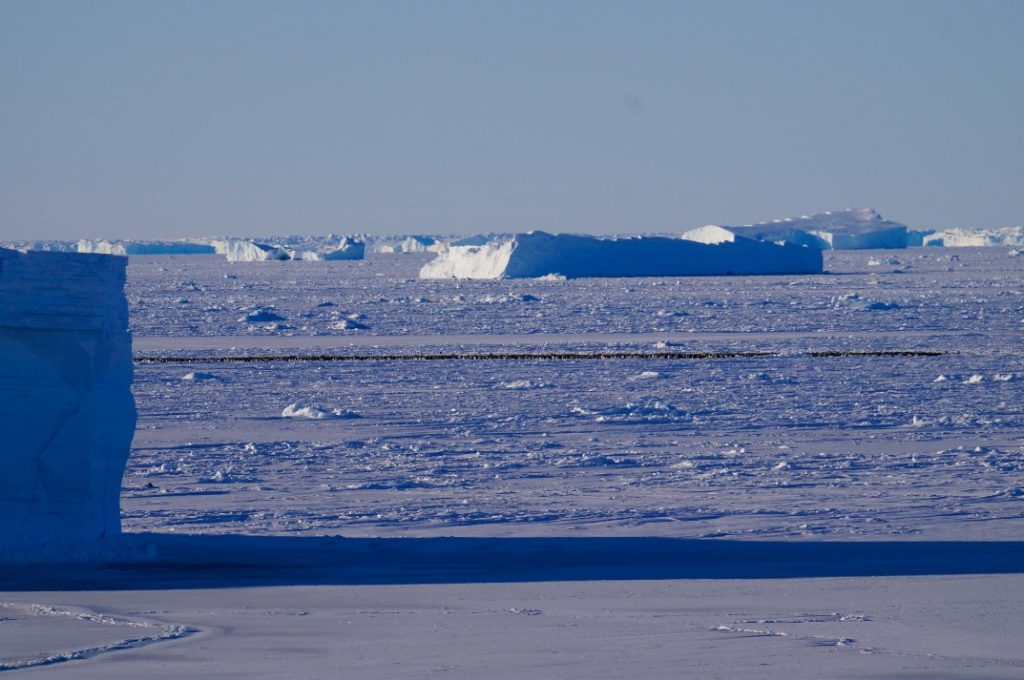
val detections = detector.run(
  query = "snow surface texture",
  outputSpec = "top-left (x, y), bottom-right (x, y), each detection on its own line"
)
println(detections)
top-left (721, 208), bottom-right (909, 249)
top-left (0, 248), bottom-right (136, 560)
top-left (118, 247), bottom-right (1024, 541)
top-left (3, 247), bottom-right (1024, 678)
top-left (213, 237), bottom-right (365, 262)
top-left (420, 230), bottom-right (822, 279)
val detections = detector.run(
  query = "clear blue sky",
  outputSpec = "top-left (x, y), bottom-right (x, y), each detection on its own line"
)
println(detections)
top-left (1, 0), bottom-right (1022, 239)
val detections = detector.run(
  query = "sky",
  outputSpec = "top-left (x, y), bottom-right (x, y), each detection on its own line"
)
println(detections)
top-left (1, 0), bottom-right (1022, 240)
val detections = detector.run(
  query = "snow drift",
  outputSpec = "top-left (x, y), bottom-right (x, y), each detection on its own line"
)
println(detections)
top-left (420, 230), bottom-right (822, 280)
top-left (720, 209), bottom-right (909, 250)
top-left (0, 248), bottom-right (136, 560)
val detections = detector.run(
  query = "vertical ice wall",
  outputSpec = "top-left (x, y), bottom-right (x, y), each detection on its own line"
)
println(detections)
top-left (0, 247), bottom-right (136, 558)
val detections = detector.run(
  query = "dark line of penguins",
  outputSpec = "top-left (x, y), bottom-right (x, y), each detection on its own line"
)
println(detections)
top-left (135, 349), bottom-right (950, 364)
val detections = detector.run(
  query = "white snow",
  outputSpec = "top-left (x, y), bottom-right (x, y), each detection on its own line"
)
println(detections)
top-left (420, 230), bottom-right (822, 279)
top-left (0, 248), bottom-right (135, 560)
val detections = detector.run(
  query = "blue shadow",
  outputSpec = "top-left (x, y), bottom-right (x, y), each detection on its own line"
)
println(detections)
top-left (3, 534), bottom-right (1024, 591)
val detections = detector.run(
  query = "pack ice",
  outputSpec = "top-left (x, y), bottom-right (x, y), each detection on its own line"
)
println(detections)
top-left (0, 248), bottom-right (136, 559)
top-left (720, 208), bottom-right (908, 249)
top-left (420, 228), bottom-right (822, 279)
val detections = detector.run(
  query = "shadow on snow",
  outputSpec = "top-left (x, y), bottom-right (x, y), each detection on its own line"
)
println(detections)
top-left (3, 534), bottom-right (1024, 591)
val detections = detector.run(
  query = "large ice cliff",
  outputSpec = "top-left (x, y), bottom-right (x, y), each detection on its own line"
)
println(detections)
top-left (0, 248), bottom-right (136, 560)
top-left (420, 230), bottom-right (822, 280)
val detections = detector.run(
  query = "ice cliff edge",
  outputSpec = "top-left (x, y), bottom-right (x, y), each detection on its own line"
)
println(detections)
top-left (0, 248), bottom-right (136, 561)
top-left (420, 231), bottom-right (822, 280)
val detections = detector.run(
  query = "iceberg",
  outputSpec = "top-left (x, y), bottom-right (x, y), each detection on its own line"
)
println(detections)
top-left (0, 248), bottom-right (136, 560)
top-left (306, 237), bottom-right (366, 261)
top-left (213, 238), bottom-right (366, 262)
top-left (373, 235), bottom-right (446, 254)
top-left (213, 239), bottom-right (292, 262)
top-left (420, 230), bottom-right (822, 280)
top-left (77, 240), bottom-right (216, 255)
top-left (920, 227), bottom-right (1024, 248)
top-left (721, 209), bottom-right (909, 250)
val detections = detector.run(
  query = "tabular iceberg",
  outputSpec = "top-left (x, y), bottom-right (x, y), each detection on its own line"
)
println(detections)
top-left (77, 239), bottom-right (216, 255)
top-left (0, 248), bottom-right (136, 560)
top-left (420, 230), bottom-right (822, 280)
top-left (721, 209), bottom-right (909, 250)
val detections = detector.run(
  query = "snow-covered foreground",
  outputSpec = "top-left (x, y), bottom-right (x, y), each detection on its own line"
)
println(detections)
top-left (5, 573), bottom-right (1024, 678)
top-left (4, 246), bottom-right (1024, 677)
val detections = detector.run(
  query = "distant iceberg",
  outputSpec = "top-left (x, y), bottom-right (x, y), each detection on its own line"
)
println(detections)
top-left (311, 237), bottom-right (366, 260)
top-left (0, 248), bottom-right (136, 561)
top-left (213, 239), bottom-right (293, 261)
top-left (77, 239), bottom-right (216, 255)
top-left (373, 235), bottom-right (446, 254)
top-left (918, 226), bottom-right (1024, 247)
top-left (719, 209), bottom-right (909, 250)
top-left (213, 237), bottom-right (365, 262)
top-left (420, 230), bottom-right (822, 280)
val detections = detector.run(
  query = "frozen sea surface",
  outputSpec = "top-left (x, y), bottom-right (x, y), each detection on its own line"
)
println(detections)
top-left (127, 248), bottom-right (1024, 339)
top-left (4, 247), bottom-right (1024, 678)
top-left (120, 247), bottom-right (1024, 541)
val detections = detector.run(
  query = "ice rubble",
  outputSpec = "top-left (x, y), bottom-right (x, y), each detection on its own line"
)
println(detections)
top-left (77, 240), bottom-right (216, 255)
top-left (213, 238), bottom-right (365, 262)
top-left (0, 248), bottom-right (136, 559)
top-left (420, 229), bottom-right (822, 280)
top-left (282, 403), bottom-right (359, 419)
top-left (719, 208), bottom-right (909, 250)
